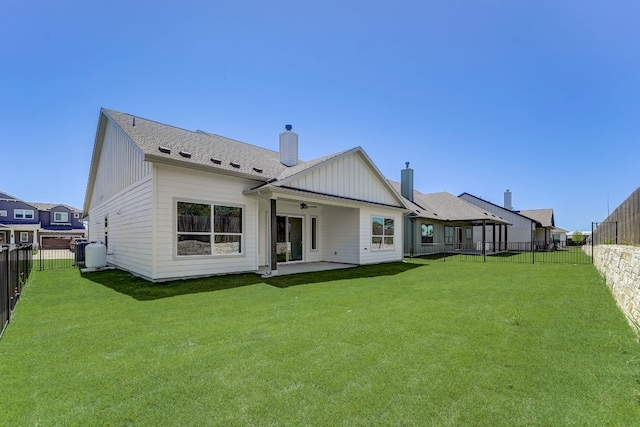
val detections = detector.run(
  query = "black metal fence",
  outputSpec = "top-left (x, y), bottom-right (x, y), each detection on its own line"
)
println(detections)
top-left (410, 241), bottom-right (592, 264)
top-left (33, 244), bottom-right (77, 271)
top-left (1, 244), bottom-right (33, 339)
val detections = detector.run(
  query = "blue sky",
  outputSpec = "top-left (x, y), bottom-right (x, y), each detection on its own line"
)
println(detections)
top-left (1, 0), bottom-right (638, 231)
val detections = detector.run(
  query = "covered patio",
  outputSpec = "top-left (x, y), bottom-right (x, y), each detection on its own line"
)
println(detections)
top-left (257, 261), bottom-right (357, 277)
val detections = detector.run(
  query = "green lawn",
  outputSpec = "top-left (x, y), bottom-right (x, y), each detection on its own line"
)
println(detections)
top-left (1, 260), bottom-right (639, 426)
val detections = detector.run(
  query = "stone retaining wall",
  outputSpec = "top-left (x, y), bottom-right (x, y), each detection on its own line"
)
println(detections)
top-left (585, 245), bottom-right (640, 329)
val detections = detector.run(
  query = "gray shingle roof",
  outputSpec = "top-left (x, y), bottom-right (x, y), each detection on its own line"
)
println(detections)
top-left (103, 109), bottom-right (290, 181)
top-left (29, 202), bottom-right (81, 212)
top-left (519, 209), bottom-right (554, 227)
top-left (388, 181), bottom-right (509, 225)
top-left (103, 109), bottom-right (369, 187)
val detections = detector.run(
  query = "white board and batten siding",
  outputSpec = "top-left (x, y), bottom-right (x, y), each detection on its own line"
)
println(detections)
top-left (154, 164), bottom-right (261, 281)
top-left (87, 118), bottom-right (154, 279)
top-left (89, 120), bottom-right (151, 211)
top-left (322, 206), bottom-right (360, 264)
top-left (285, 152), bottom-right (398, 207)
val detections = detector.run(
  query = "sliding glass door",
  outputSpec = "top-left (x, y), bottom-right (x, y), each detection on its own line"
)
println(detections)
top-left (276, 216), bottom-right (303, 262)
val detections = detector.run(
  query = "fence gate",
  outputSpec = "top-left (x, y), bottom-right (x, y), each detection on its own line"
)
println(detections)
top-left (36, 244), bottom-right (76, 271)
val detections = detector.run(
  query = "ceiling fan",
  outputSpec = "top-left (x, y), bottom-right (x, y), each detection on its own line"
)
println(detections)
top-left (300, 202), bottom-right (317, 210)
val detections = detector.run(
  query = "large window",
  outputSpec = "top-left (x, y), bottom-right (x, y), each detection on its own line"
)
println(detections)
top-left (372, 216), bottom-right (394, 250)
top-left (177, 201), bottom-right (242, 256)
top-left (421, 223), bottom-right (434, 244)
top-left (15, 209), bottom-right (34, 220)
top-left (444, 226), bottom-right (454, 244)
top-left (54, 212), bottom-right (69, 222)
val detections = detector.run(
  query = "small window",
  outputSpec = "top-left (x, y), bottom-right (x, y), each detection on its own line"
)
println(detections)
top-left (311, 216), bottom-right (318, 251)
top-left (466, 228), bottom-right (472, 240)
top-left (372, 216), bottom-right (394, 250)
top-left (15, 209), bottom-right (34, 220)
top-left (54, 212), bottom-right (69, 222)
top-left (20, 232), bottom-right (29, 242)
top-left (421, 223), bottom-right (434, 244)
top-left (0, 210), bottom-right (6, 217)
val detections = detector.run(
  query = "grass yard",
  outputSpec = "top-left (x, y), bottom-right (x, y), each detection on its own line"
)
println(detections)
top-left (1, 260), bottom-right (639, 426)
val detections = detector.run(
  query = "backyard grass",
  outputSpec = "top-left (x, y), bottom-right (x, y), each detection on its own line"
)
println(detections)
top-left (1, 260), bottom-right (639, 426)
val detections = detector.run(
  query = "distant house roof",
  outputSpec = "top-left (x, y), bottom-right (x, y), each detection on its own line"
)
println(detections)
top-left (389, 182), bottom-right (510, 225)
top-left (29, 202), bottom-right (81, 213)
top-left (0, 192), bottom-right (79, 213)
top-left (518, 209), bottom-right (555, 228)
top-left (458, 192), bottom-right (543, 227)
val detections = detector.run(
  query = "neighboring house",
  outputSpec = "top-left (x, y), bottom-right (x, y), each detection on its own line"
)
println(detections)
top-left (83, 108), bottom-right (408, 282)
top-left (0, 192), bottom-right (85, 247)
top-left (518, 208), bottom-right (556, 249)
top-left (459, 191), bottom-right (557, 250)
top-left (390, 164), bottom-right (510, 257)
top-left (551, 227), bottom-right (567, 247)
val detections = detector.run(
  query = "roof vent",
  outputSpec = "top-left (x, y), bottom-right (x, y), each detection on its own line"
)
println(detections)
top-left (159, 146), bottom-right (171, 154)
top-left (230, 162), bottom-right (240, 168)
top-left (253, 167), bottom-right (263, 173)
top-left (179, 151), bottom-right (191, 158)
top-left (210, 158), bottom-right (221, 165)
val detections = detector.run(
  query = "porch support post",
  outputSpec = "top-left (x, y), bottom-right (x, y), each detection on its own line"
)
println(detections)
top-left (498, 224), bottom-right (502, 251)
top-left (492, 223), bottom-right (496, 254)
top-left (482, 220), bottom-right (486, 262)
top-left (504, 226), bottom-right (508, 250)
top-left (270, 198), bottom-right (278, 274)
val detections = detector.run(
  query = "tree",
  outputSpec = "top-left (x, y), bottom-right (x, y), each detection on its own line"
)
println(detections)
top-left (572, 230), bottom-right (585, 245)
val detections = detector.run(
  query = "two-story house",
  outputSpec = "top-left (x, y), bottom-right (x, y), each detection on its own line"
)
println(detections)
top-left (0, 192), bottom-right (85, 247)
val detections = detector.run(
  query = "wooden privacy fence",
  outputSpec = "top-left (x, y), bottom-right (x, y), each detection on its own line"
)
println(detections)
top-left (0, 244), bottom-right (33, 339)
top-left (593, 186), bottom-right (640, 245)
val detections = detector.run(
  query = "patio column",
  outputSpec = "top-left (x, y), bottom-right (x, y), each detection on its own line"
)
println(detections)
top-left (505, 226), bottom-right (508, 250)
top-left (498, 224), bottom-right (503, 251)
top-left (492, 223), bottom-right (496, 253)
top-left (482, 220), bottom-right (486, 259)
top-left (270, 198), bottom-right (278, 275)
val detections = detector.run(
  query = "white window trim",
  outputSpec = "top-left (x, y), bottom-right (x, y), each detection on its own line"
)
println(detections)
top-left (174, 198), bottom-right (245, 259)
top-left (0, 210), bottom-right (6, 217)
top-left (310, 216), bottom-right (318, 252)
top-left (20, 231), bottom-right (29, 242)
top-left (371, 215), bottom-right (395, 251)
top-left (54, 212), bottom-right (69, 222)
top-left (15, 209), bottom-right (35, 220)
